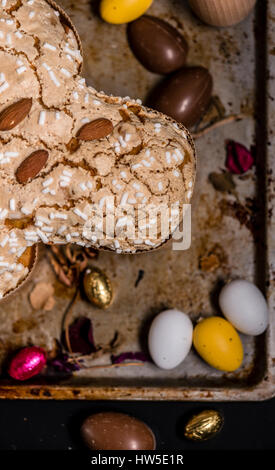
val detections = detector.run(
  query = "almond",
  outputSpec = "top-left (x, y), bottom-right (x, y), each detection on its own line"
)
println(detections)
top-left (77, 118), bottom-right (113, 141)
top-left (16, 150), bottom-right (49, 184)
top-left (0, 98), bottom-right (32, 131)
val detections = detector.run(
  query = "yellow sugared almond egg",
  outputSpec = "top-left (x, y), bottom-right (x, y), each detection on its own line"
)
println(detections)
top-left (100, 0), bottom-right (154, 24)
top-left (193, 317), bottom-right (243, 372)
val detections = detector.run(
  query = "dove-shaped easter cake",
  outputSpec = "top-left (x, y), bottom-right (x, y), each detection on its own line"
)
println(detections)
top-left (0, 0), bottom-right (196, 298)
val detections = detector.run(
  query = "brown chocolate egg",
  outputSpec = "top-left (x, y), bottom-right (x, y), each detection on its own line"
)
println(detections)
top-left (127, 15), bottom-right (188, 74)
top-left (147, 66), bottom-right (213, 127)
top-left (81, 412), bottom-right (156, 450)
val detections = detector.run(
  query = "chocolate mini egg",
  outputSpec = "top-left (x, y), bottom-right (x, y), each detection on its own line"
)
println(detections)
top-left (193, 317), bottom-right (243, 372)
top-left (219, 280), bottom-right (269, 336)
top-left (83, 267), bottom-right (112, 309)
top-left (100, 0), bottom-right (153, 25)
top-left (147, 66), bottom-right (213, 127)
top-left (148, 309), bottom-right (193, 370)
top-left (81, 412), bottom-right (156, 450)
top-left (127, 16), bottom-right (188, 74)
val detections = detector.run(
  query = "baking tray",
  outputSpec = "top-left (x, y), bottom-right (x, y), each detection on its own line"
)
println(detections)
top-left (0, 0), bottom-right (274, 401)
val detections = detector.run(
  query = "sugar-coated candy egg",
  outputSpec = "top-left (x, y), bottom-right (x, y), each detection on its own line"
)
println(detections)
top-left (100, 0), bottom-right (154, 25)
top-left (148, 309), bottom-right (193, 370)
top-left (219, 279), bottom-right (269, 336)
top-left (193, 317), bottom-right (243, 372)
top-left (81, 412), bottom-right (156, 450)
top-left (127, 16), bottom-right (188, 74)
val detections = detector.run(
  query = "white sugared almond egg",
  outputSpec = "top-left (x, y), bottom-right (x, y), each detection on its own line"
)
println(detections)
top-left (219, 279), bottom-right (269, 336)
top-left (148, 309), bottom-right (193, 370)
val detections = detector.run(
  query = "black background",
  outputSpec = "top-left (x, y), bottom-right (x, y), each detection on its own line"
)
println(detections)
top-left (0, 398), bottom-right (274, 450)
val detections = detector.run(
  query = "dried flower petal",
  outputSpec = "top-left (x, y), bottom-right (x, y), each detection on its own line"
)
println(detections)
top-left (226, 140), bottom-right (254, 174)
top-left (111, 351), bottom-right (149, 364)
top-left (209, 172), bottom-right (236, 194)
top-left (43, 296), bottom-right (56, 311)
top-left (48, 353), bottom-right (80, 373)
top-left (199, 253), bottom-right (220, 273)
top-left (29, 282), bottom-right (55, 311)
top-left (84, 247), bottom-right (98, 259)
top-left (64, 244), bottom-right (88, 272)
top-left (48, 244), bottom-right (96, 288)
top-left (50, 245), bottom-right (67, 266)
top-left (68, 317), bottom-right (98, 354)
top-left (219, 199), bottom-right (255, 234)
top-left (48, 251), bottom-right (75, 287)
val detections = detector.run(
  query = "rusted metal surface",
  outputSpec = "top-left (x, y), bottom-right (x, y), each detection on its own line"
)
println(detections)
top-left (0, 0), bottom-right (274, 400)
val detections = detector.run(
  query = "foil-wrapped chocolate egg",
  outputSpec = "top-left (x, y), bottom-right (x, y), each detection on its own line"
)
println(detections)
top-left (128, 16), bottom-right (188, 74)
top-left (83, 267), bottom-right (113, 308)
top-left (147, 66), bottom-right (213, 127)
top-left (81, 412), bottom-right (156, 450)
top-left (8, 346), bottom-right (47, 381)
top-left (184, 410), bottom-right (224, 441)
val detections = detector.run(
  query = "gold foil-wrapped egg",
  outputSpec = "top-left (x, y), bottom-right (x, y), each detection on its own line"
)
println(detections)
top-left (83, 267), bottom-right (113, 309)
top-left (184, 410), bottom-right (224, 441)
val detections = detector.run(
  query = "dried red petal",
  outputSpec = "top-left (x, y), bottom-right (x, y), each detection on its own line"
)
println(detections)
top-left (48, 353), bottom-right (81, 374)
top-left (111, 352), bottom-right (149, 364)
top-left (226, 140), bottom-right (254, 174)
top-left (68, 317), bottom-right (98, 354)
top-left (8, 346), bottom-right (47, 381)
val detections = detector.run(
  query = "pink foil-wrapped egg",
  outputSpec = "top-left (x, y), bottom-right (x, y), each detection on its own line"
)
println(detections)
top-left (8, 346), bottom-right (47, 381)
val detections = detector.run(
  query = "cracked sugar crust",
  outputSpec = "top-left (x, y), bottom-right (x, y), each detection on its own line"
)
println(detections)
top-left (0, 0), bottom-right (196, 298)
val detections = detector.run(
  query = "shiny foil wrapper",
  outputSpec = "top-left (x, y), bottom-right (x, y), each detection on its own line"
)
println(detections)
top-left (184, 410), bottom-right (224, 441)
top-left (83, 267), bottom-right (113, 309)
top-left (8, 346), bottom-right (47, 381)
